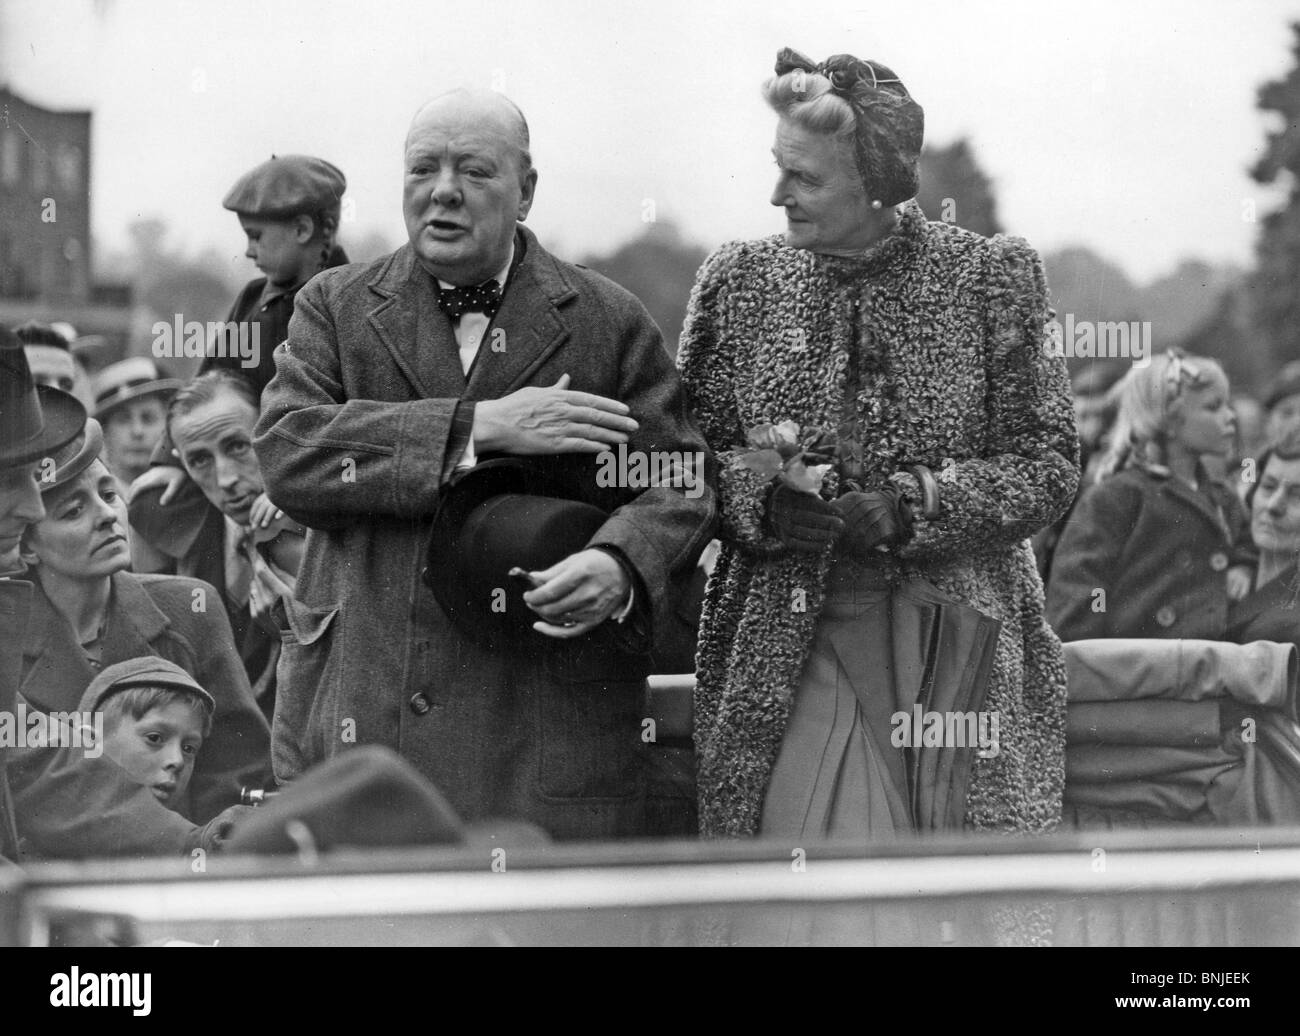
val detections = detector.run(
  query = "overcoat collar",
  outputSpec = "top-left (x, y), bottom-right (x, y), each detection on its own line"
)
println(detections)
top-left (22, 572), bottom-right (170, 711)
top-left (365, 225), bottom-right (578, 402)
top-left (1228, 562), bottom-right (1300, 635)
top-left (1130, 459), bottom-right (1233, 536)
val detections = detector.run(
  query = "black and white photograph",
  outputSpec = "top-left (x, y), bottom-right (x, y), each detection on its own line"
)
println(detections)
top-left (0, 0), bottom-right (1297, 996)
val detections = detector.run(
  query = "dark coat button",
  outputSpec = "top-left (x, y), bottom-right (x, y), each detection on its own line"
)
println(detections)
top-left (1155, 606), bottom-right (1176, 628)
top-left (1210, 552), bottom-right (1229, 571)
top-left (409, 693), bottom-right (431, 716)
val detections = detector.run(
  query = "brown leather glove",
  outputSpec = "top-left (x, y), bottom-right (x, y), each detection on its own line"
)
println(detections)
top-left (765, 482), bottom-right (844, 553)
top-left (831, 484), bottom-right (914, 559)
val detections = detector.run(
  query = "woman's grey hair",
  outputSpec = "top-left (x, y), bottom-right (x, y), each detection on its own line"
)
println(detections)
top-left (761, 54), bottom-right (924, 206)
top-left (763, 70), bottom-right (857, 140)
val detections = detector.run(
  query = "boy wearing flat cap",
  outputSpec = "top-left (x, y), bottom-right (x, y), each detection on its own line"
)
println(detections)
top-left (90, 657), bottom-right (215, 814)
top-left (8, 656), bottom-right (248, 859)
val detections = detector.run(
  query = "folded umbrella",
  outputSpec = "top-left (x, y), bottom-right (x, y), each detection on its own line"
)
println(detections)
top-left (888, 575), bottom-right (1002, 831)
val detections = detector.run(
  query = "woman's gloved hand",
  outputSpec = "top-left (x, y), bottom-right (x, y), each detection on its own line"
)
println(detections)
top-left (765, 482), bottom-right (844, 553)
top-left (831, 483), bottom-right (914, 559)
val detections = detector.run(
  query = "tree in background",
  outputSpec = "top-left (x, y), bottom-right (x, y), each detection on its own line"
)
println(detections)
top-left (916, 139), bottom-right (1002, 237)
top-left (1250, 21), bottom-right (1300, 372)
top-left (580, 219), bottom-right (708, 357)
top-left (1182, 288), bottom-right (1264, 397)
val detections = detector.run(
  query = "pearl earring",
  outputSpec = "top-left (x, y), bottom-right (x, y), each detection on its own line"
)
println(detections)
top-left (871, 199), bottom-right (883, 210)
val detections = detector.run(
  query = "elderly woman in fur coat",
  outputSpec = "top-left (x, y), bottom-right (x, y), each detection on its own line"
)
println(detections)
top-left (677, 50), bottom-right (1080, 844)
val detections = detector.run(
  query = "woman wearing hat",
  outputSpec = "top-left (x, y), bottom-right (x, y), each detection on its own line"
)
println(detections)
top-left (0, 330), bottom-right (86, 861)
top-left (677, 51), bottom-right (1078, 868)
top-left (14, 416), bottom-right (271, 833)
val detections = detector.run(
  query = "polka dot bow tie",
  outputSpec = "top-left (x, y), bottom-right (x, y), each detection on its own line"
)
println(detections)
top-left (436, 279), bottom-right (502, 321)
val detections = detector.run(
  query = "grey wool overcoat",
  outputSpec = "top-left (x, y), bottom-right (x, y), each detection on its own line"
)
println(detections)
top-left (254, 226), bottom-right (716, 840)
top-left (677, 202), bottom-right (1080, 838)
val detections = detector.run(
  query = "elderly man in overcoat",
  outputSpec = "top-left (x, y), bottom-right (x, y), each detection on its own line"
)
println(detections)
top-left (255, 89), bottom-right (716, 840)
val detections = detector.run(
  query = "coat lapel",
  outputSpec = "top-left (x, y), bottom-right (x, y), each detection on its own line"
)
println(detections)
top-left (366, 245), bottom-right (466, 400)
top-left (1228, 564), bottom-right (1300, 636)
top-left (464, 226), bottom-right (576, 401)
top-left (101, 572), bottom-right (170, 661)
top-left (21, 580), bottom-right (95, 712)
top-left (1159, 475), bottom-right (1230, 536)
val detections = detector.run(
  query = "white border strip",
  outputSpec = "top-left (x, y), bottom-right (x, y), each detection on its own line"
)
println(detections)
top-left (24, 847), bottom-right (1300, 924)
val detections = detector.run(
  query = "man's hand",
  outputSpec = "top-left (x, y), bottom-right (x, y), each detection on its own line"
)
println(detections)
top-left (128, 463), bottom-right (188, 506)
top-left (246, 550), bottom-right (296, 637)
top-left (194, 804), bottom-right (254, 854)
top-left (522, 548), bottom-right (631, 639)
top-left (472, 374), bottom-right (639, 455)
top-left (248, 491), bottom-right (289, 532)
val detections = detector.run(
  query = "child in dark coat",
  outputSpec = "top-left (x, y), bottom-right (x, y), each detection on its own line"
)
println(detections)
top-left (1048, 350), bottom-right (1255, 641)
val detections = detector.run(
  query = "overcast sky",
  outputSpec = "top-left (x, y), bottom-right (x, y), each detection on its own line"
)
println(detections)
top-left (3, 0), bottom-right (1297, 283)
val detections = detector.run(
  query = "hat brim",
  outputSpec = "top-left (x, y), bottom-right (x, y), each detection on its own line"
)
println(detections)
top-left (1, 386), bottom-right (87, 469)
top-left (41, 416), bottom-right (105, 492)
top-left (92, 379), bottom-right (182, 420)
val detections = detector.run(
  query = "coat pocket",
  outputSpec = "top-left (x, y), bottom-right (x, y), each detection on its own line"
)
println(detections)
top-left (271, 602), bottom-right (342, 783)
top-left (537, 640), bottom-right (650, 800)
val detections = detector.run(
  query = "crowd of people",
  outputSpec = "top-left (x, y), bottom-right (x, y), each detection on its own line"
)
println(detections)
top-left (1, 48), bottom-right (1299, 871)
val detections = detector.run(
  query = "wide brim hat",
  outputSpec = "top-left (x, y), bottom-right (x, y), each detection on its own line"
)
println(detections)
top-left (40, 416), bottom-right (105, 492)
top-left (0, 330), bottom-right (86, 468)
top-left (223, 745), bottom-right (550, 855)
top-left (82, 656), bottom-right (216, 715)
top-left (423, 457), bottom-right (610, 650)
top-left (90, 356), bottom-right (182, 420)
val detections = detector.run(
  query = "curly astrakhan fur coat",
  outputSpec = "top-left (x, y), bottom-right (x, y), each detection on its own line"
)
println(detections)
top-left (677, 201), bottom-right (1080, 838)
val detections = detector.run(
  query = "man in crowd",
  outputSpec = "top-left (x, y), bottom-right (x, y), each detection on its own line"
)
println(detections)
top-left (13, 321), bottom-right (94, 410)
top-left (255, 88), bottom-right (716, 840)
top-left (168, 369), bottom-right (306, 723)
top-left (0, 331), bottom-right (84, 861)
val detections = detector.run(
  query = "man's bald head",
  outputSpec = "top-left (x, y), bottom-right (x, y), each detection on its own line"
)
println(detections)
top-left (407, 88), bottom-right (532, 182)
top-left (402, 87), bottom-right (540, 284)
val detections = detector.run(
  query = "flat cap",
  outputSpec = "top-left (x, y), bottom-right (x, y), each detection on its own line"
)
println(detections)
top-left (84, 656), bottom-right (216, 714)
top-left (222, 154), bottom-right (346, 218)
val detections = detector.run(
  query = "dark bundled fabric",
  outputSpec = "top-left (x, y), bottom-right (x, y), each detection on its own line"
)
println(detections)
top-left (678, 201), bottom-right (1079, 840)
top-left (773, 47), bottom-right (924, 206)
top-left (1061, 639), bottom-right (1300, 827)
